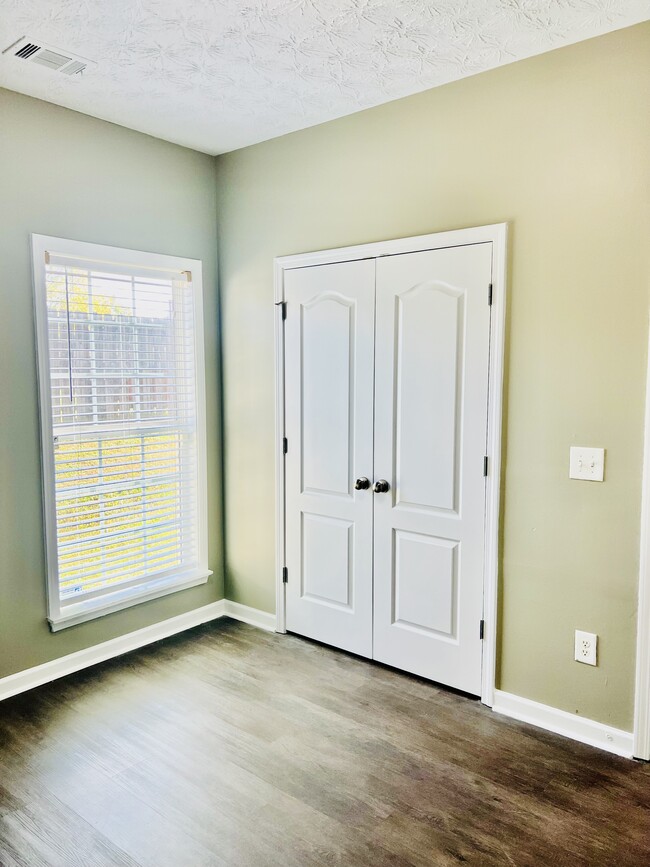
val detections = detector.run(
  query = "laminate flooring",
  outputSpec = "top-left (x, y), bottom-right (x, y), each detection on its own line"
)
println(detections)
top-left (0, 618), bottom-right (648, 866)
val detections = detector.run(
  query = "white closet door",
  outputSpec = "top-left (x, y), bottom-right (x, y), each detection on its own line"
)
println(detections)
top-left (284, 259), bottom-right (375, 657)
top-left (372, 244), bottom-right (492, 695)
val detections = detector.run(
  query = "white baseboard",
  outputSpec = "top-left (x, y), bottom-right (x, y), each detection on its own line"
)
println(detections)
top-left (223, 600), bottom-right (277, 632)
top-left (0, 600), bottom-right (225, 703)
top-left (2, 608), bottom-right (634, 761)
top-left (493, 689), bottom-right (634, 759)
top-left (0, 599), bottom-right (278, 704)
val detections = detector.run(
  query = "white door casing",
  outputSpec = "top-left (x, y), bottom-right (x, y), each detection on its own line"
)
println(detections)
top-left (275, 224), bottom-right (507, 704)
top-left (372, 243), bottom-right (492, 695)
top-left (284, 259), bottom-right (375, 657)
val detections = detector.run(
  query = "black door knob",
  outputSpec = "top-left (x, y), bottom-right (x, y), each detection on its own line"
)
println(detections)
top-left (373, 479), bottom-right (390, 493)
top-left (354, 477), bottom-right (370, 490)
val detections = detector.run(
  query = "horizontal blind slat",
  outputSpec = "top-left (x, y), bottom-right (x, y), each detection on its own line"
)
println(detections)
top-left (55, 469), bottom-right (196, 500)
top-left (59, 514), bottom-right (198, 555)
top-left (53, 424), bottom-right (195, 441)
top-left (58, 503), bottom-right (199, 539)
top-left (59, 537), bottom-right (196, 580)
top-left (60, 554), bottom-right (197, 600)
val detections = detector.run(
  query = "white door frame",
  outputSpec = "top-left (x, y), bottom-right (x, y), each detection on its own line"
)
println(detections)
top-left (274, 223), bottom-right (508, 706)
top-left (633, 323), bottom-right (650, 760)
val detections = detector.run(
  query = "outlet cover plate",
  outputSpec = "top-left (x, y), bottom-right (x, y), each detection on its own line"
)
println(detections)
top-left (575, 630), bottom-right (597, 666)
top-left (569, 447), bottom-right (605, 481)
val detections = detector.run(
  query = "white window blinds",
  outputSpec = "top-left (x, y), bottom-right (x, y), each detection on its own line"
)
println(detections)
top-left (32, 237), bottom-right (209, 630)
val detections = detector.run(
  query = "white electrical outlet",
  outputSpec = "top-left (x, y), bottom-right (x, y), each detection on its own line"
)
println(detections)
top-left (575, 630), bottom-right (597, 666)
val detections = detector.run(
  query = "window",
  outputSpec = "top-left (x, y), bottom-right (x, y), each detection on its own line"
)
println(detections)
top-left (32, 236), bottom-right (210, 630)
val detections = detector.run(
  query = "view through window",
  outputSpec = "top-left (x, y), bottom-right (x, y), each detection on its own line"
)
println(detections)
top-left (33, 237), bottom-right (209, 629)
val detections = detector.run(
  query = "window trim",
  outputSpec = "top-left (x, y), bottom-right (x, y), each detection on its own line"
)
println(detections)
top-left (31, 234), bottom-right (211, 631)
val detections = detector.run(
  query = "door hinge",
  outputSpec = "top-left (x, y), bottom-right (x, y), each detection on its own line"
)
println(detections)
top-left (282, 566), bottom-right (288, 584)
top-left (283, 437), bottom-right (288, 454)
top-left (488, 283), bottom-right (493, 306)
top-left (276, 300), bottom-right (287, 320)
top-left (483, 456), bottom-right (488, 476)
top-left (480, 619), bottom-right (485, 640)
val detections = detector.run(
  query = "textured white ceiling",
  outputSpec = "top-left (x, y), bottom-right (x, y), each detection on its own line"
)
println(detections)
top-left (0, 1), bottom-right (647, 154)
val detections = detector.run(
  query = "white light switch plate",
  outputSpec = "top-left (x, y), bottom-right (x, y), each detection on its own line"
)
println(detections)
top-left (569, 447), bottom-right (605, 481)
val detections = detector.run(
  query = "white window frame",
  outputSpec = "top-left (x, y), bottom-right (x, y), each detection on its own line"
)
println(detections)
top-left (31, 234), bottom-right (211, 631)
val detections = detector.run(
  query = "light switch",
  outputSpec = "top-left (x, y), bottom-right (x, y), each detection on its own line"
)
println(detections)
top-left (569, 447), bottom-right (605, 481)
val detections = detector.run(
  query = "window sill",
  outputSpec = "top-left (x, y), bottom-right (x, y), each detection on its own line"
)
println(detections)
top-left (48, 569), bottom-right (213, 632)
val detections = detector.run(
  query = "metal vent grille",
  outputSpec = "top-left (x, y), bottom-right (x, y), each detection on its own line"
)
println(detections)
top-left (15, 42), bottom-right (40, 59)
top-left (61, 60), bottom-right (86, 76)
top-left (2, 36), bottom-right (94, 76)
top-left (31, 49), bottom-right (72, 70)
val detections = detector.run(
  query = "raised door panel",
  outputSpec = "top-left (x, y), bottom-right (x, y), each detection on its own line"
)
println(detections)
top-left (302, 295), bottom-right (353, 497)
top-left (301, 513), bottom-right (352, 609)
top-left (284, 259), bottom-right (375, 658)
top-left (393, 530), bottom-right (458, 638)
top-left (395, 283), bottom-right (463, 513)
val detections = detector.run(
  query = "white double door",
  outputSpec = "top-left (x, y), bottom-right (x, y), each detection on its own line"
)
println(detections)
top-left (284, 242), bottom-right (492, 695)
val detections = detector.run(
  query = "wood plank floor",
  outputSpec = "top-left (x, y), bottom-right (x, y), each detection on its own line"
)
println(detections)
top-left (0, 619), bottom-right (648, 867)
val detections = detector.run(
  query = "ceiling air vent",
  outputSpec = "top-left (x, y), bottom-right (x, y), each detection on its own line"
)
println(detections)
top-left (2, 37), bottom-right (95, 76)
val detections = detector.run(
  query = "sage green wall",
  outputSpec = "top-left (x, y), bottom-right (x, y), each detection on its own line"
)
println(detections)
top-left (0, 88), bottom-right (223, 678)
top-left (216, 23), bottom-right (650, 731)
